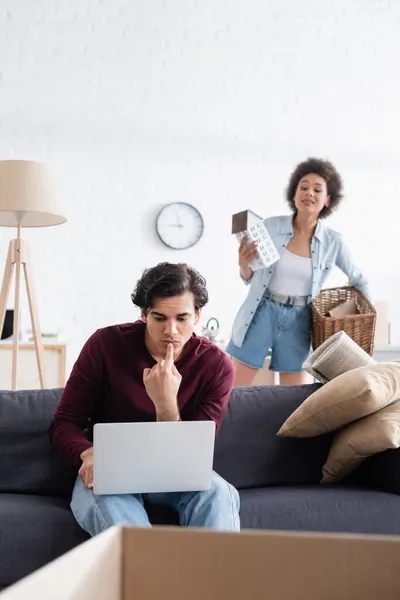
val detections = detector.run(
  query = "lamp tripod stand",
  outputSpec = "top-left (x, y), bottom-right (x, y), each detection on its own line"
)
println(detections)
top-left (0, 225), bottom-right (47, 389)
top-left (0, 159), bottom-right (66, 390)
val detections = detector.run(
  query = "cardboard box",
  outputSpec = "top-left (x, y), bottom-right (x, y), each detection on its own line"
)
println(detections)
top-left (1, 526), bottom-right (400, 599)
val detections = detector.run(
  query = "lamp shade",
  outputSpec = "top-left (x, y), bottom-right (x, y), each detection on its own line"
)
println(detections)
top-left (0, 160), bottom-right (67, 227)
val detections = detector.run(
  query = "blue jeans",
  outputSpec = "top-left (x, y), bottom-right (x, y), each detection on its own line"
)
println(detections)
top-left (227, 296), bottom-right (311, 372)
top-left (71, 471), bottom-right (240, 535)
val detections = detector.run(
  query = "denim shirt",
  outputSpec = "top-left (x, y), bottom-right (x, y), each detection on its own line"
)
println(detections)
top-left (231, 215), bottom-right (370, 348)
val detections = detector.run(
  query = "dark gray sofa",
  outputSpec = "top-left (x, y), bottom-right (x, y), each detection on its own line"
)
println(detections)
top-left (1, 384), bottom-right (400, 590)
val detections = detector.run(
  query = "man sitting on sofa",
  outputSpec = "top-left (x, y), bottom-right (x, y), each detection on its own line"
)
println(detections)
top-left (49, 262), bottom-right (239, 535)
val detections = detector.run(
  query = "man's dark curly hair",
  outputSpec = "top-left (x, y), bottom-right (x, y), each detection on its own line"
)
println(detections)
top-left (131, 262), bottom-right (208, 312)
top-left (286, 157), bottom-right (343, 219)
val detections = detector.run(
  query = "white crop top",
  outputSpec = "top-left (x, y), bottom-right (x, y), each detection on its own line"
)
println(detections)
top-left (267, 248), bottom-right (313, 297)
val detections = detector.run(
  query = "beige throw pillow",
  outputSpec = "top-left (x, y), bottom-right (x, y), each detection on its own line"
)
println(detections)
top-left (277, 362), bottom-right (400, 438)
top-left (322, 400), bottom-right (400, 483)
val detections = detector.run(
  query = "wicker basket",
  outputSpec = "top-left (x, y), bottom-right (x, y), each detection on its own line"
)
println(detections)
top-left (311, 286), bottom-right (377, 356)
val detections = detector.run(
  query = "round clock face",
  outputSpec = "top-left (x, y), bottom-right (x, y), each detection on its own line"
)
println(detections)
top-left (156, 202), bottom-right (204, 250)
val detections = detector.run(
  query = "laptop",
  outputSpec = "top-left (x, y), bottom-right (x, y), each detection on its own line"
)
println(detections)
top-left (93, 420), bottom-right (216, 495)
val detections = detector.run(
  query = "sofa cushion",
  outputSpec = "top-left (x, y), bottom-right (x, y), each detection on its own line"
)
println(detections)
top-left (322, 401), bottom-right (400, 483)
top-left (239, 486), bottom-right (400, 534)
top-left (0, 493), bottom-right (89, 587)
top-left (278, 362), bottom-right (400, 438)
top-left (213, 384), bottom-right (334, 489)
top-left (0, 389), bottom-right (77, 496)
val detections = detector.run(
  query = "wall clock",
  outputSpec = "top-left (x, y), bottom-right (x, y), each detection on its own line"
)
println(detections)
top-left (156, 202), bottom-right (204, 250)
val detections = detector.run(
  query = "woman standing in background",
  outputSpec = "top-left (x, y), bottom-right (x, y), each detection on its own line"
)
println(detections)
top-left (227, 157), bottom-right (370, 386)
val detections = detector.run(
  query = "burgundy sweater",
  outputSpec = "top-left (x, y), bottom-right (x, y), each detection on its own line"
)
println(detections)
top-left (49, 321), bottom-right (234, 465)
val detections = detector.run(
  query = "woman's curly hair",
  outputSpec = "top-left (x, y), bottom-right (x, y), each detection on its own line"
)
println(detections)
top-left (131, 262), bottom-right (208, 312)
top-left (286, 157), bottom-right (343, 219)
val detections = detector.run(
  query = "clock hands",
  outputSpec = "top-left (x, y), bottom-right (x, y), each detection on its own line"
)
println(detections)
top-left (176, 209), bottom-right (182, 226)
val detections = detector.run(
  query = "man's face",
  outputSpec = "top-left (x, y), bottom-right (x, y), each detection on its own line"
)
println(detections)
top-left (141, 292), bottom-right (201, 360)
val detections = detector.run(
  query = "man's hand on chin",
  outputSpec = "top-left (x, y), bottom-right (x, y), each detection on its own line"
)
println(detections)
top-left (143, 343), bottom-right (182, 421)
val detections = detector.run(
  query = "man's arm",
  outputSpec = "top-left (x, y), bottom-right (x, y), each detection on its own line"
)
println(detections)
top-left (183, 353), bottom-right (235, 433)
top-left (49, 329), bottom-right (105, 465)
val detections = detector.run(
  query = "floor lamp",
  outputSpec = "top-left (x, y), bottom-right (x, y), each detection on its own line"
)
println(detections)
top-left (0, 160), bottom-right (66, 390)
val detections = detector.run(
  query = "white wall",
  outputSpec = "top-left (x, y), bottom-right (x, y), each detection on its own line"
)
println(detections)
top-left (0, 0), bottom-right (399, 375)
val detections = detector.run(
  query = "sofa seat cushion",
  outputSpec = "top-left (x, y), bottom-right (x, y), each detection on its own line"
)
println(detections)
top-left (239, 486), bottom-right (400, 535)
top-left (0, 494), bottom-right (89, 587)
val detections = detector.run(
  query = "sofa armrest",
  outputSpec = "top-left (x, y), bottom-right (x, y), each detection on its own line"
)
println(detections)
top-left (367, 449), bottom-right (400, 495)
top-left (343, 449), bottom-right (400, 495)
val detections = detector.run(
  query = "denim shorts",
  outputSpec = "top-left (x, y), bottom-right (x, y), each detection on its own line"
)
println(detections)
top-left (226, 296), bottom-right (311, 372)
